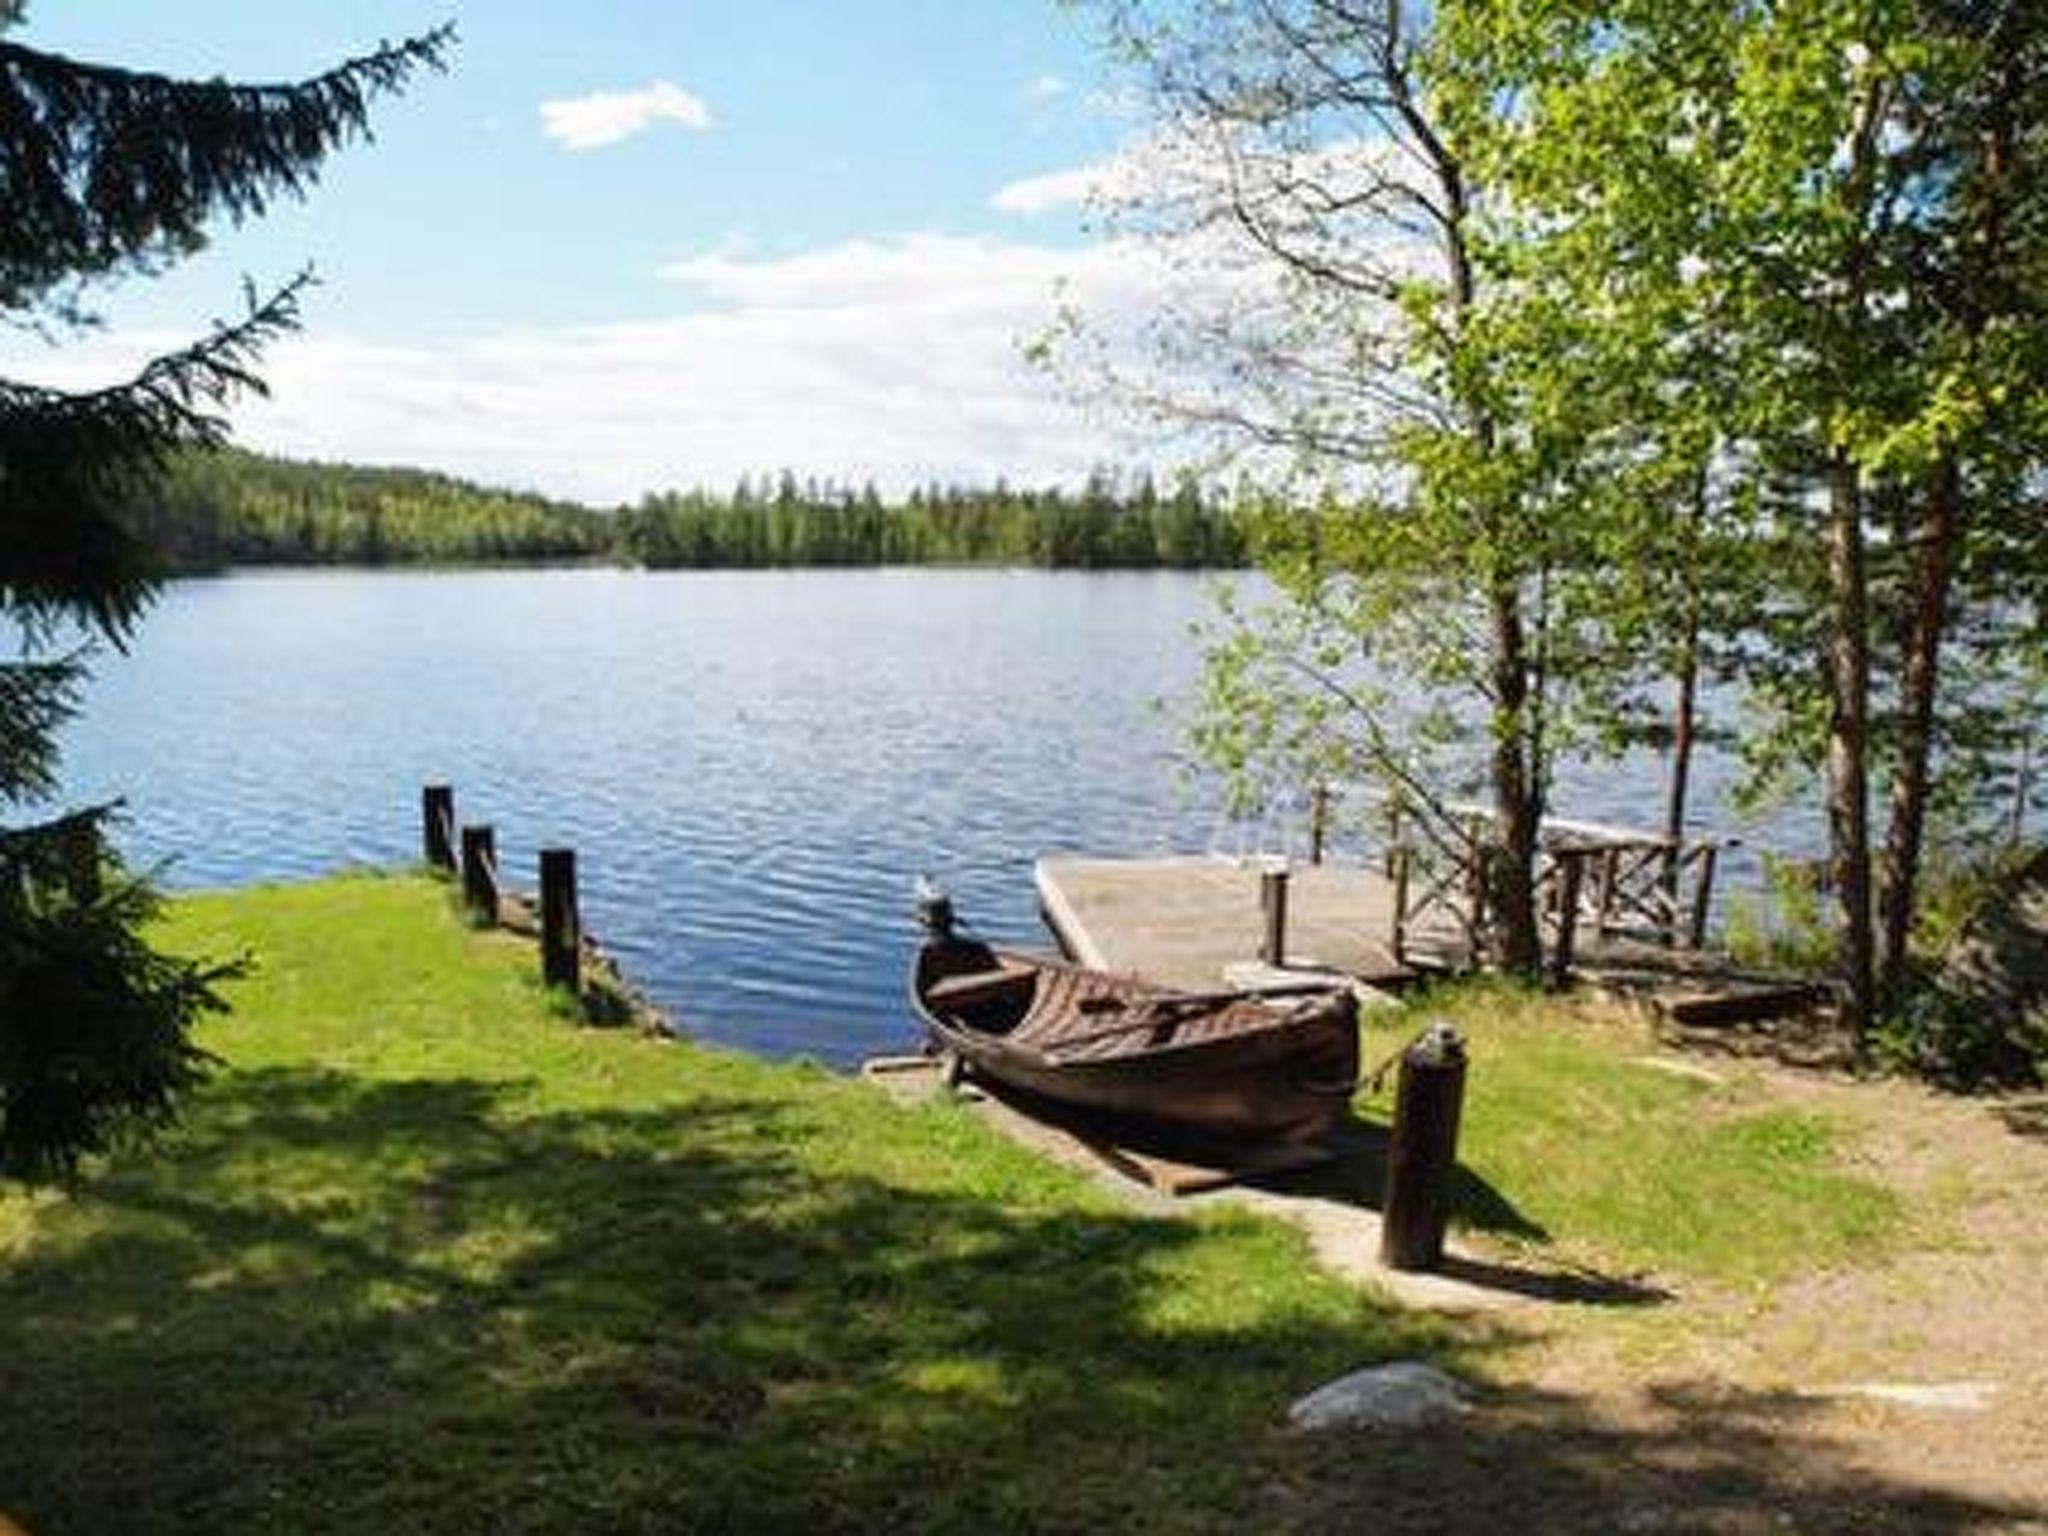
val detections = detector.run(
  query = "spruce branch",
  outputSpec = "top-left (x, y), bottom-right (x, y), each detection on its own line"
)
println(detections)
top-left (0, 272), bottom-right (309, 638)
top-left (0, 26), bottom-right (453, 312)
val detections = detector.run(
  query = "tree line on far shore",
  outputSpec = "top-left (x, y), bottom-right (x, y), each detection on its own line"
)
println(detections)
top-left (123, 449), bottom-right (1249, 572)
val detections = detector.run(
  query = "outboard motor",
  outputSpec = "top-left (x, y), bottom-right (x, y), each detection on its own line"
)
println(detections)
top-left (913, 875), bottom-right (956, 940)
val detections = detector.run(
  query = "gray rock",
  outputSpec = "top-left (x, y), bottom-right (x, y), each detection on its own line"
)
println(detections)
top-left (1828, 1381), bottom-right (1998, 1412)
top-left (1287, 1361), bottom-right (1471, 1432)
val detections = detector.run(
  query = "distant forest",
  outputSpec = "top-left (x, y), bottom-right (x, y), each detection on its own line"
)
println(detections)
top-left (125, 449), bottom-right (1249, 572)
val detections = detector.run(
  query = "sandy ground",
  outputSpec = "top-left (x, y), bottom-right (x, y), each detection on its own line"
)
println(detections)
top-left (1446, 1071), bottom-right (2048, 1534)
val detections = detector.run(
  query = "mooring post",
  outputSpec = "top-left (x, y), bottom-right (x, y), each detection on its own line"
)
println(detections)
top-left (460, 824), bottom-right (497, 926)
top-left (422, 783), bottom-right (455, 871)
top-left (1547, 849), bottom-right (1586, 988)
top-left (1381, 1023), bottom-right (1468, 1272)
top-left (1260, 861), bottom-right (1290, 968)
top-left (1308, 782), bottom-right (1331, 866)
top-left (539, 847), bottom-right (581, 991)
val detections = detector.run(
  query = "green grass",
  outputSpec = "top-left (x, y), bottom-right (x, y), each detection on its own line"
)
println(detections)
top-left (0, 875), bottom-right (1450, 1536)
top-left (0, 879), bottom-right (1908, 1533)
top-left (1357, 981), bottom-right (1901, 1284)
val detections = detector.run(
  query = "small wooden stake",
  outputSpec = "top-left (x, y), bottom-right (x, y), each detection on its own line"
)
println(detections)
top-left (460, 824), bottom-right (497, 925)
top-left (1308, 783), bottom-right (1331, 866)
top-left (1260, 863), bottom-right (1290, 967)
top-left (1381, 1025), bottom-right (1468, 1272)
top-left (422, 783), bottom-right (455, 871)
top-left (540, 847), bottom-right (580, 991)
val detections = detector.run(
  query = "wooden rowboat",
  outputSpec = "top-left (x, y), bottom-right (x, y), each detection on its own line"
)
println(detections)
top-left (910, 891), bottom-right (1360, 1146)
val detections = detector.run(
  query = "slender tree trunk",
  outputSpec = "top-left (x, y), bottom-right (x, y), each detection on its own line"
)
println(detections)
top-left (1489, 574), bottom-right (1543, 974)
top-left (1825, 448), bottom-right (1876, 1041)
top-left (1400, 47), bottom-right (1543, 975)
top-left (1876, 455), bottom-right (1960, 1006)
top-left (1660, 470), bottom-right (1706, 936)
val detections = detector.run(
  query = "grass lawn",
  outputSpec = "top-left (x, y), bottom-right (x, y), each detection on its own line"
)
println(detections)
top-left (1357, 982), bottom-right (1902, 1286)
top-left (0, 875), bottom-right (1914, 1534)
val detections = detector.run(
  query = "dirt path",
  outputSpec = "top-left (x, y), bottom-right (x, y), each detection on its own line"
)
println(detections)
top-left (1461, 1074), bottom-right (2048, 1533)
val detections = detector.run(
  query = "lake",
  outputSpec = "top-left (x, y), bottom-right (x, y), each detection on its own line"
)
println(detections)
top-left (52, 568), bottom-right (1789, 1065)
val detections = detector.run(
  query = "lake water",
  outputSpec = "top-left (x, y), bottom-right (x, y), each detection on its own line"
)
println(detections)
top-left (52, 568), bottom-right (1795, 1065)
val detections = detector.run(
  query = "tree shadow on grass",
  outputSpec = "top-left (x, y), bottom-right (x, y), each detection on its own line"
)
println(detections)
top-left (0, 1065), bottom-right (2034, 1534)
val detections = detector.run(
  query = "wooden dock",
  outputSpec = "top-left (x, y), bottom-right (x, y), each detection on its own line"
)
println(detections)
top-left (1035, 851), bottom-right (1824, 1030)
top-left (1035, 854), bottom-right (1416, 992)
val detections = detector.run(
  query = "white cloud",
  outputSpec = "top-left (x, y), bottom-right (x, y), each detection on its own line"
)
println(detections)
top-left (1024, 73), bottom-right (1067, 102)
top-left (24, 233), bottom-right (1190, 504)
top-left (992, 164), bottom-right (1106, 217)
top-left (539, 80), bottom-right (714, 151)
top-left (992, 135), bottom-right (1231, 218)
top-left (2, 138), bottom-right (1409, 506)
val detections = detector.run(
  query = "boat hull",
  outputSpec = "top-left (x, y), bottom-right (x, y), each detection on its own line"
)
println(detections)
top-left (911, 936), bottom-right (1359, 1147)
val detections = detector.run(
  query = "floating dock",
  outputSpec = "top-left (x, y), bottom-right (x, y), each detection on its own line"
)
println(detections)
top-left (1035, 853), bottom-right (1415, 992)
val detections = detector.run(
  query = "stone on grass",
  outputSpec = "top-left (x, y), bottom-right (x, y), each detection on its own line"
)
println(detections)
top-left (1287, 1361), bottom-right (1470, 1433)
top-left (1836, 1381), bottom-right (1998, 1412)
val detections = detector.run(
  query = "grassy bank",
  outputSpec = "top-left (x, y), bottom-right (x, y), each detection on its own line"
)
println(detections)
top-left (1358, 983), bottom-right (1902, 1285)
top-left (0, 875), bottom-right (1908, 1534)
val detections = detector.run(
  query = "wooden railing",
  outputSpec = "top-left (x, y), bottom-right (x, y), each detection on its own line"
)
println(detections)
top-left (1303, 782), bottom-right (1732, 971)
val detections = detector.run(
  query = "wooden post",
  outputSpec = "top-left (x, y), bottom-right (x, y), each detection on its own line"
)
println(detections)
top-left (1596, 845), bottom-right (1622, 938)
top-left (63, 818), bottom-right (101, 903)
top-left (1383, 802), bottom-right (1403, 878)
top-left (460, 824), bottom-right (497, 926)
top-left (1381, 1024), bottom-right (1468, 1272)
top-left (1260, 863), bottom-right (1290, 968)
top-left (422, 783), bottom-right (455, 871)
top-left (1658, 842), bottom-right (1681, 947)
top-left (1464, 818), bottom-right (1489, 946)
top-left (1391, 844), bottom-right (1411, 965)
top-left (539, 847), bottom-right (581, 991)
top-left (1547, 849), bottom-right (1586, 988)
top-left (1687, 843), bottom-right (1719, 950)
top-left (1308, 783), bottom-right (1331, 866)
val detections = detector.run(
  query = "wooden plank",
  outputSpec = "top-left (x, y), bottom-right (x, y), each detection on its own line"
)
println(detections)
top-left (1075, 1134), bottom-right (1333, 1195)
top-left (1035, 854), bottom-right (1417, 992)
top-left (1657, 983), bottom-right (1827, 1028)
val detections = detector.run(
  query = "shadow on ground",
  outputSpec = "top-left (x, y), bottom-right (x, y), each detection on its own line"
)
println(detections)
top-left (0, 1065), bottom-right (2034, 1534)
top-left (1251, 1114), bottom-right (1672, 1309)
top-left (1996, 1095), bottom-right (2048, 1141)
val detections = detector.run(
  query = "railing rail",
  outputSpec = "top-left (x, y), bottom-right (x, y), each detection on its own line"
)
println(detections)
top-left (1215, 776), bottom-right (1737, 971)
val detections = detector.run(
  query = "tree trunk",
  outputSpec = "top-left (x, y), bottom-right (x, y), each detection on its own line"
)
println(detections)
top-left (1825, 448), bottom-right (1876, 1041)
top-left (1877, 455), bottom-right (1960, 1006)
top-left (1660, 471), bottom-right (1705, 937)
top-left (1488, 576), bottom-right (1543, 975)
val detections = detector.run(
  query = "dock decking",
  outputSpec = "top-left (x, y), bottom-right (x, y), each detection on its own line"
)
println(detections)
top-left (1035, 854), bottom-right (1414, 992)
top-left (1035, 851), bottom-right (1824, 1029)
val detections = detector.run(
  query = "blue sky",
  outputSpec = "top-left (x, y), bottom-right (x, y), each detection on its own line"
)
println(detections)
top-left (5, 2), bottom-right (1173, 501)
